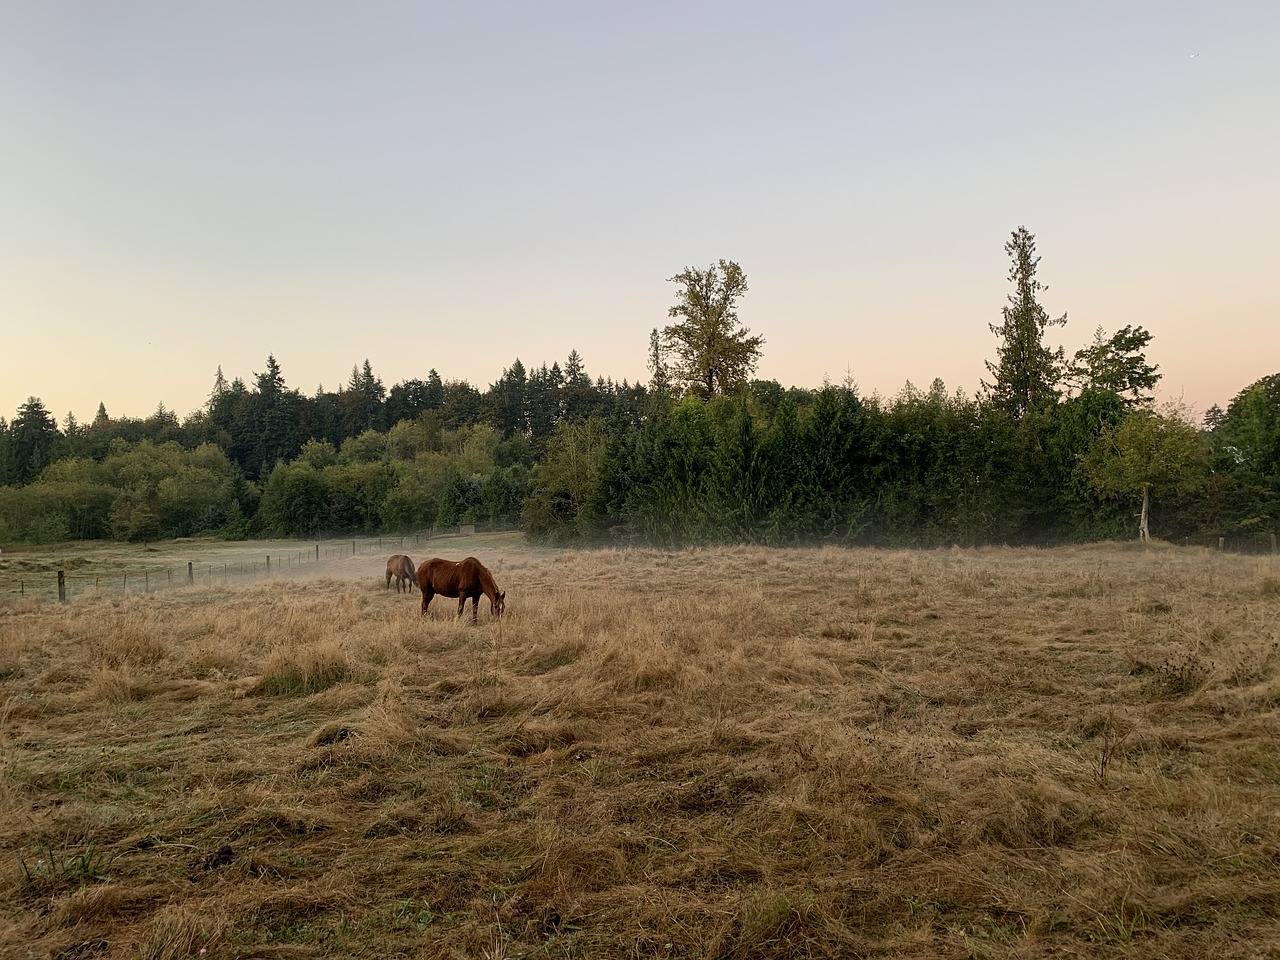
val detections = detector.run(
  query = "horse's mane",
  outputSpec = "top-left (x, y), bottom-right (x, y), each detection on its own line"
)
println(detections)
top-left (465, 557), bottom-right (499, 597)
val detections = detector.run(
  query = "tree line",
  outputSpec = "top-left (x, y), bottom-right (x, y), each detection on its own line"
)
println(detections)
top-left (1, 230), bottom-right (1277, 548)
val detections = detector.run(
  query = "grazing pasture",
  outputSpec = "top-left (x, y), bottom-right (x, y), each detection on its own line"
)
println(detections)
top-left (1, 535), bottom-right (1278, 958)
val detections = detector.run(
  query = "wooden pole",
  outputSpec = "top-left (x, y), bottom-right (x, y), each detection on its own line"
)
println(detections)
top-left (57, 570), bottom-right (65, 602)
top-left (188, 561), bottom-right (194, 583)
top-left (1218, 537), bottom-right (1225, 551)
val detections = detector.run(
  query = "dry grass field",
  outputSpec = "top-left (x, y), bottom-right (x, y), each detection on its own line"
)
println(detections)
top-left (1, 534), bottom-right (1278, 959)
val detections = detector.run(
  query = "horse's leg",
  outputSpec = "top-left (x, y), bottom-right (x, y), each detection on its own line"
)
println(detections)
top-left (386, 571), bottom-right (392, 589)
top-left (421, 587), bottom-right (434, 617)
top-left (457, 595), bottom-right (467, 619)
top-left (471, 595), bottom-right (479, 623)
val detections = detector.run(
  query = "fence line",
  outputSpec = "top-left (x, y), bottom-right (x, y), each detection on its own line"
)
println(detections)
top-left (3, 526), bottom-right (497, 603)
top-left (1180, 532), bottom-right (1278, 556)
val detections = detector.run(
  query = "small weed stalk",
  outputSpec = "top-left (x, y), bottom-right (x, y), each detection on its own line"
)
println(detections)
top-left (1096, 709), bottom-right (1132, 788)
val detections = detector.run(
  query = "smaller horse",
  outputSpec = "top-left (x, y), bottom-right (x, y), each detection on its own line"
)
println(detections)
top-left (385, 554), bottom-right (417, 593)
top-left (417, 556), bottom-right (505, 621)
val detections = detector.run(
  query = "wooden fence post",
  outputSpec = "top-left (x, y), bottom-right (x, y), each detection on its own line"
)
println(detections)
top-left (267, 555), bottom-right (271, 573)
top-left (1218, 537), bottom-right (1225, 551)
top-left (316, 544), bottom-right (320, 561)
top-left (1272, 533), bottom-right (1277, 555)
top-left (57, 570), bottom-right (65, 602)
top-left (188, 561), bottom-right (194, 583)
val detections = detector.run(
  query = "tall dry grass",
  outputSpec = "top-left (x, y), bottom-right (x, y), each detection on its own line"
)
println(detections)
top-left (0, 539), bottom-right (1278, 958)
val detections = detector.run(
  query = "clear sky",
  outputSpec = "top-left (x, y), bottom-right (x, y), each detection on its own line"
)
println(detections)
top-left (2, 1), bottom-right (1277, 425)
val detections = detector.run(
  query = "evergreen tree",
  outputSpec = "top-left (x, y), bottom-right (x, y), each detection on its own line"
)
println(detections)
top-left (1067, 325), bottom-right (1161, 407)
top-left (983, 227), bottom-right (1067, 420)
top-left (564, 350), bottom-right (588, 387)
top-left (440, 381), bottom-right (484, 431)
top-left (248, 355), bottom-right (302, 478)
top-left (489, 359), bottom-right (529, 438)
top-left (0, 417), bottom-right (12, 486)
top-left (255, 355), bottom-right (286, 396)
top-left (527, 364), bottom-right (560, 441)
top-left (560, 351), bottom-right (600, 422)
top-left (208, 366), bottom-right (230, 410)
top-left (387, 377), bottom-right (441, 425)
top-left (647, 328), bottom-right (672, 396)
top-left (339, 360), bottom-right (386, 436)
top-left (10, 397), bottom-right (61, 484)
top-left (1210, 373), bottom-right (1280, 533)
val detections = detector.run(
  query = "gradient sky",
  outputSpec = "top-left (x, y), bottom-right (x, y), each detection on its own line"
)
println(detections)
top-left (2, 1), bottom-right (1277, 425)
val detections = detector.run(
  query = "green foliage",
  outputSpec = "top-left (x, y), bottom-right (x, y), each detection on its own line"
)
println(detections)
top-left (1068, 325), bottom-right (1161, 406)
top-left (523, 417), bottom-right (614, 543)
top-left (0, 440), bottom-right (240, 543)
top-left (296, 439), bottom-right (338, 469)
top-left (258, 462), bottom-right (329, 536)
top-left (984, 227), bottom-right (1067, 420)
top-left (1044, 388), bottom-right (1132, 540)
top-left (2, 346), bottom-right (1275, 549)
top-left (8, 397), bottom-right (61, 484)
top-left (19, 842), bottom-right (114, 898)
top-left (1081, 403), bottom-right (1210, 539)
top-left (339, 429), bottom-right (388, 464)
top-left (867, 382), bottom-right (1019, 545)
top-left (663, 260), bottom-right (764, 397)
top-left (1203, 373), bottom-right (1280, 536)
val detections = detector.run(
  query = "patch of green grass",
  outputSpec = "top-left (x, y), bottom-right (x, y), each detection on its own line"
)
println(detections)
top-left (18, 842), bottom-right (114, 898)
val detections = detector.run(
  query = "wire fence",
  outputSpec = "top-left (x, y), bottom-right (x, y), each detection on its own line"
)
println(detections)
top-left (1, 527), bottom-right (491, 604)
top-left (1179, 532), bottom-right (1279, 556)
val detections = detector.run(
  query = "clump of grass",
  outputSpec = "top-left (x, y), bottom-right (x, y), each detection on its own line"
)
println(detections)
top-left (104, 617), bottom-right (167, 666)
top-left (17, 841), bottom-right (113, 899)
top-left (84, 665), bottom-right (152, 703)
top-left (1149, 651), bottom-right (1215, 699)
top-left (251, 642), bottom-right (349, 696)
top-left (134, 903), bottom-right (229, 960)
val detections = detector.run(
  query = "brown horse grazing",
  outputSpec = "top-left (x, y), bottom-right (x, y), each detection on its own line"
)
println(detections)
top-left (417, 557), bottom-right (505, 621)
top-left (385, 554), bottom-right (417, 593)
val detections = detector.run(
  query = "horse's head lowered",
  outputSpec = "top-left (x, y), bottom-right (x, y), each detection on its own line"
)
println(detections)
top-left (491, 590), bottom-right (506, 618)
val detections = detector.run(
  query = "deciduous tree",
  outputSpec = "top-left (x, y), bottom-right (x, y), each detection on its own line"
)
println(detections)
top-left (1081, 402), bottom-right (1209, 541)
top-left (663, 260), bottom-right (763, 398)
